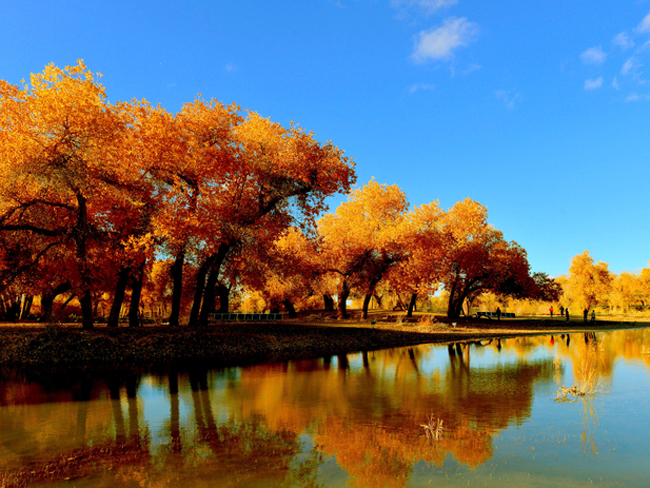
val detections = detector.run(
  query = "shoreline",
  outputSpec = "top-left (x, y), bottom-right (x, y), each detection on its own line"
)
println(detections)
top-left (0, 316), bottom-right (644, 371)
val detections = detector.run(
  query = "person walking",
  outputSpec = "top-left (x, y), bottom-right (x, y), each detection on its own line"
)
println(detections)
top-left (591, 309), bottom-right (596, 322)
top-left (549, 306), bottom-right (554, 318)
top-left (496, 307), bottom-right (501, 321)
top-left (583, 308), bottom-right (588, 322)
top-left (560, 305), bottom-right (564, 317)
top-left (565, 308), bottom-right (570, 322)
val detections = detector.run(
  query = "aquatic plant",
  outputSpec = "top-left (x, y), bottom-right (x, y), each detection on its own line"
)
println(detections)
top-left (421, 413), bottom-right (444, 442)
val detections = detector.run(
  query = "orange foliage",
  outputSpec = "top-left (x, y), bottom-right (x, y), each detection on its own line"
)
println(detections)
top-left (438, 199), bottom-right (534, 318)
top-left (317, 179), bottom-right (408, 318)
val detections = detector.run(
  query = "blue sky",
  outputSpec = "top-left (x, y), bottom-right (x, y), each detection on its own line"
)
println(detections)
top-left (3, 0), bottom-right (650, 277)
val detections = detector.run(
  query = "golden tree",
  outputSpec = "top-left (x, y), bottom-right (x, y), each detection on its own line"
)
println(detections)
top-left (438, 199), bottom-right (534, 319)
top-left (0, 61), bottom-right (153, 329)
top-left (562, 251), bottom-right (611, 311)
top-left (317, 180), bottom-right (408, 319)
top-left (387, 201), bottom-right (445, 317)
top-left (608, 271), bottom-right (641, 312)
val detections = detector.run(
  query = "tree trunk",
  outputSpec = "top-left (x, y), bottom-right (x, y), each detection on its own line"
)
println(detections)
top-left (197, 243), bottom-right (231, 327)
top-left (188, 255), bottom-right (216, 328)
top-left (447, 292), bottom-right (465, 319)
top-left (108, 267), bottom-right (130, 328)
top-left (406, 293), bottom-right (418, 318)
top-left (323, 294), bottom-right (335, 311)
top-left (197, 267), bottom-right (220, 327)
top-left (20, 295), bottom-right (33, 320)
top-left (283, 298), bottom-right (297, 318)
top-left (73, 194), bottom-right (94, 330)
top-left (337, 280), bottom-right (351, 320)
top-left (362, 293), bottom-right (372, 320)
top-left (59, 294), bottom-right (76, 318)
top-left (168, 248), bottom-right (185, 327)
top-left (79, 290), bottom-right (93, 330)
top-left (40, 282), bottom-right (71, 322)
top-left (217, 282), bottom-right (230, 313)
top-left (40, 293), bottom-right (55, 323)
top-left (129, 264), bottom-right (144, 328)
top-left (395, 294), bottom-right (407, 311)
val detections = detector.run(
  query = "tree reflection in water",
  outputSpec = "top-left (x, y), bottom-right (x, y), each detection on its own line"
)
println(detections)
top-left (2, 329), bottom-right (650, 487)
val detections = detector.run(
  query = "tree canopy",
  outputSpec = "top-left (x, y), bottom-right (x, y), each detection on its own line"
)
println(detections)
top-left (1, 61), bottom-right (561, 326)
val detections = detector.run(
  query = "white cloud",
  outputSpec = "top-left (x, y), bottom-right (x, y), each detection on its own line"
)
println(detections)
top-left (580, 46), bottom-right (607, 65)
top-left (411, 17), bottom-right (479, 63)
top-left (461, 63), bottom-right (481, 75)
top-left (392, 0), bottom-right (458, 15)
top-left (620, 56), bottom-right (644, 80)
top-left (584, 77), bottom-right (603, 90)
top-left (621, 57), bottom-right (635, 76)
top-left (624, 93), bottom-right (650, 102)
top-left (641, 38), bottom-right (650, 52)
top-left (612, 32), bottom-right (634, 51)
top-left (408, 83), bottom-right (436, 94)
top-left (494, 90), bottom-right (521, 109)
top-left (612, 76), bottom-right (619, 90)
top-left (637, 12), bottom-right (650, 33)
top-left (225, 64), bottom-right (239, 72)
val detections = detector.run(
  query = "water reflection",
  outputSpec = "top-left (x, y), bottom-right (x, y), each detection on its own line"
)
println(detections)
top-left (2, 328), bottom-right (650, 487)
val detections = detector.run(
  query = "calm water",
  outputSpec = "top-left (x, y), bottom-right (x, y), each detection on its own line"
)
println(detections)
top-left (2, 329), bottom-right (650, 487)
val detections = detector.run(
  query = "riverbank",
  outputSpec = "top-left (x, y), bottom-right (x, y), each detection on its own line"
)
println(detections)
top-left (0, 314), bottom-right (643, 369)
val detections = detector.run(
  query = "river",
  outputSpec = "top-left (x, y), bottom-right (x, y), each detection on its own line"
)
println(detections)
top-left (2, 328), bottom-right (650, 487)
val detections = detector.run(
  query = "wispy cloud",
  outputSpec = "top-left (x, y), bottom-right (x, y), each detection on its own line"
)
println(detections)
top-left (460, 63), bottom-right (481, 75)
top-left (625, 93), bottom-right (650, 102)
top-left (392, 0), bottom-right (458, 16)
top-left (584, 77), bottom-right (603, 90)
top-left (612, 76), bottom-right (619, 90)
top-left (494, 90), bottom-right (521, 109)
top-left (408, 83), bottom-right (436, 94)
top-left (580, 46), bottom-right (607, 65)
top-left (612, 32), bottom-right (634, 51)
top-left (637, 12), bottom-right (650, 34)
top-left (225, 64), bottom-right (239, 73)
top-left (620, 56), bottom-right (644, 79)
top-left (411, 17), bottom-right (479, 63)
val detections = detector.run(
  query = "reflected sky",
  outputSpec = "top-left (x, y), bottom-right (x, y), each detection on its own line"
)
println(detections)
top-left (2, 329), bottom-right (650, 487)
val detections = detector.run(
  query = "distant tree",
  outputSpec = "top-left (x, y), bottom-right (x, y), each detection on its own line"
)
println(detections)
top-left (639, 263), bottom-right (650, 307)
top-left (531, 272), bottom-right (563, 302)
top-left (607, 271), bottom-right (641, 312)
top-left (561, 251), bottom-right (611, 310)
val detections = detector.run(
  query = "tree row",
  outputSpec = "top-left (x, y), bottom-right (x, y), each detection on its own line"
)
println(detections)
top-left (0, 62), bottom-right (551, 326)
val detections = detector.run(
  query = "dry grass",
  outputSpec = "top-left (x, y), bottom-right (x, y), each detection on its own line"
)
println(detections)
top-left (575, 351), bottom-right (602, 395)
top-left (555, 346), bottom-right (603, 402)
top-left (421, 413), bottom-right (444, 442)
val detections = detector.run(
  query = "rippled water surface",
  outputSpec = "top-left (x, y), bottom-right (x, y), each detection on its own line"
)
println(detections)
top-left (3, 328), bottom-right (650, 487)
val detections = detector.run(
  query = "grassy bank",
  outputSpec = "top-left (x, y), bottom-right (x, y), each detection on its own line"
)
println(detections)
top-left (0, 314), bottom-right (644, 369)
